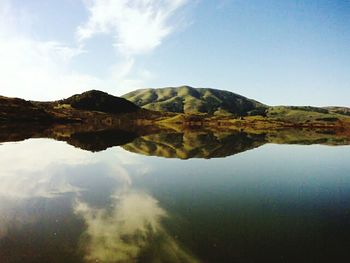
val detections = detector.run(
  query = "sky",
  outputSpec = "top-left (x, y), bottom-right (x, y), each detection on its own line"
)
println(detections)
top-left (0, 0), bottom-right (349, 106)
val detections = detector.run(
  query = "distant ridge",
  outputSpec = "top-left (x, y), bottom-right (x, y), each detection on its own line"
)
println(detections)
top-left (122, 86), bottom-right (267, 116)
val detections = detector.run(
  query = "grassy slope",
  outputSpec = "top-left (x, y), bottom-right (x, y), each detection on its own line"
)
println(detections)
top-left (325, 106), bottom-right (350, 116)
top-left (123, 86), bottom-right (350, 129)
top-left (265, 106), bottom-right (350, 126)
top-left (122, 86), bottom-right (267, 116)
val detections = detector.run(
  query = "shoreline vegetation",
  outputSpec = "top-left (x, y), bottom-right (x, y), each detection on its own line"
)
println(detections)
top-left (1, 86), bottom-right (350, 156)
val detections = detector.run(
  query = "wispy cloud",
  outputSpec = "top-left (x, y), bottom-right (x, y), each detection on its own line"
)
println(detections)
top-left (0, 36), bottom-right (102, 100)
top-left (216, 0), bottom-right (232, 10)
top-left (76, 0), bottom-right (190, 94)
top-left (0, 0), bottom-right (192, 99)
top-left (77, 0), bottom-right (188, 56)
top-left (0, 1), bottom-right (103, 100)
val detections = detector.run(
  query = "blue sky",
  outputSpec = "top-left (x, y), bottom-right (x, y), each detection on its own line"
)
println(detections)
top-left (0, 0), bottom-right (349, 106)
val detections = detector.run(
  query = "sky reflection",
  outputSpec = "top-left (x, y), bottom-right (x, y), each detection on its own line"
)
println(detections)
top-left (0, 138), bottom-right (198, 262)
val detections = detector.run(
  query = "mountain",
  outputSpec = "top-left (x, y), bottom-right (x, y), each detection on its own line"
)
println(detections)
top-left (324, 106), bottom-right (350, 116)
top-left (0, 96), bottom-right (53, 122)
top-left (122, 86), bottom-right (267, 116)
top-left (2, 88), bottom-right (350, 131)
top-left (61, 90), bottom-right (140, 113)
top-left (0, 90), bottom-right (144, 124)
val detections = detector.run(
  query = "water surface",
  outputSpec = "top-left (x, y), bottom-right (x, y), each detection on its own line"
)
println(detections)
top-left (0, 134), bottom-right (350, 262)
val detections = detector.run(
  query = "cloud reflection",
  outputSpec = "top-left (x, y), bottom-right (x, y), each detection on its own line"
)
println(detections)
top-left (0, 139), bottom-right (198, 262)
top-left (75, 191), bottom-right (198, 263)
top-left (0, 139), bottom-right (94, 198)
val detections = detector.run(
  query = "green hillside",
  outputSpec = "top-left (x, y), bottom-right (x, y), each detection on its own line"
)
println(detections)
top-left (122, 86), bottom-right (267, 116)
top-left (324, 106), bottom-right (350, 116)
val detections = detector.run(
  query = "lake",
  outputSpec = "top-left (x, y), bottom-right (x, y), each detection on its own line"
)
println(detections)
top-left (0, 131), bottom-right (350, 262)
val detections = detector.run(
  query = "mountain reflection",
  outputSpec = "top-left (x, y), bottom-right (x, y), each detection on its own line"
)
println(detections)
top-left (1, 122), bottom-right (350, 159)
top-left (122, 132), bottom-right (265, 159)
top-left (69, 129), bottom-right (138, 152)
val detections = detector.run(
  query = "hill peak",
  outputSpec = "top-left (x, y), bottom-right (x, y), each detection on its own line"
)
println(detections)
top-left (62, 90), bottom-right (140, 114)
top-left (122, 86), bottom-right (267, 116)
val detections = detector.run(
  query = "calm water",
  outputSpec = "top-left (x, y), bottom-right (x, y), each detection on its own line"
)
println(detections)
top-left (0, 136), bottom-right (350, 262)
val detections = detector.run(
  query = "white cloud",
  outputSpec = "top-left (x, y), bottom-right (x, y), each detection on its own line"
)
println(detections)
top-left (77, 0), bottom-right (188, 56)
top-left (0, 0), bottom-right (191, 100)
top-left (216, 0), bottom-right (231, 10)
top-left (0, 36), bottom-right (100, 100)
top-left (76, 0), bottom-right (190, 95)
top-left (0, 2), bottom-right (104, 100)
